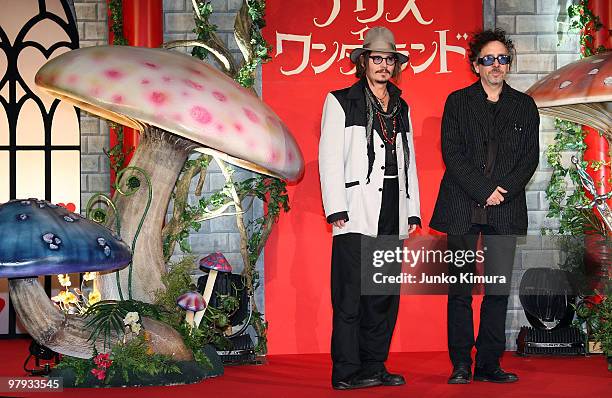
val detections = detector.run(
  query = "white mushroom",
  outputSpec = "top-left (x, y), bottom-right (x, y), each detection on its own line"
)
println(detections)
top-left (35, 46), bottom-right (304, 303)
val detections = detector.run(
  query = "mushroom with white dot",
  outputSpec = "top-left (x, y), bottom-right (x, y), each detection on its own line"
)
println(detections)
top-left (34, 45), bottom-right (304, 303)
top-left (0, 199), bottom-right (193, 360)
top-left (525, 52), bottom-right (612, 141)
top-left (177, 290), bottom-right (207, 329)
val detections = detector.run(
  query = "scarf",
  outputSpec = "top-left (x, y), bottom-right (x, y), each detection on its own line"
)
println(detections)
top-left (364, 86), bottom-right (411, 197)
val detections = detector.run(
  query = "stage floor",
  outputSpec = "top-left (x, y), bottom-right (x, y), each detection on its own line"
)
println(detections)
top-left (0, 339), bottom-right (609, 397)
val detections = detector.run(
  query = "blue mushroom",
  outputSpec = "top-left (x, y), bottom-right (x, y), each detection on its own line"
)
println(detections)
top-left (0, 199), bottom-right (131, 278)
top-left (0, 198), bottom-right (132, 359)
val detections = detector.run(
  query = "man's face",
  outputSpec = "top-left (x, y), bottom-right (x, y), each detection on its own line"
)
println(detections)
top-left (364, 51), bottom-right (396, 84)
top-left (473, 40), bottom-right (510, 87)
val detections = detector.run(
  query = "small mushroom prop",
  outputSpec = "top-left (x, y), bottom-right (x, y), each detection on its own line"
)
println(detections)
top-left (35, 46), bottom-right (304, 303)
top-left (0, 199), bottom-right (192, 360)
top-left (194, 252), bottom-right (233, 328)
top-left (525, 52), bottom-right (612, 140)
top-left (177, 290), bottom-right (206, 328)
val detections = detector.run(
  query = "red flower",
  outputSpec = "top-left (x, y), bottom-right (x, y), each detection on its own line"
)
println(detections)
top-left (93, 353), bottom-right (112, 369)
top-left (584, 294), bottom-right (605, 309)
top-left (91, 368), bottom-right (106, 381)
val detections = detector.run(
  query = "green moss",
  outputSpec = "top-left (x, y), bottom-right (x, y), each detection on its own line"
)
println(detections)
top-left (108, 336), bottom-right (181, 383)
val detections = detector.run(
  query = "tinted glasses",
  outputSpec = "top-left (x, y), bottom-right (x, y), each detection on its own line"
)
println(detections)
top-left (477, 54), bottom-right (512, 66)
top-left (369, 55), bottom-right (397, 65)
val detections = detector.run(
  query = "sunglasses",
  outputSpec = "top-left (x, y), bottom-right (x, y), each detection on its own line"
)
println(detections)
top-left (369, 55), bottom-right (397, 65)
top-left (477, 54), bottom-right (512, 66)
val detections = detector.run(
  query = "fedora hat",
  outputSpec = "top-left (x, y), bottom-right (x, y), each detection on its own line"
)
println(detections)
top-left (349, 26), bottom-right (409, 64)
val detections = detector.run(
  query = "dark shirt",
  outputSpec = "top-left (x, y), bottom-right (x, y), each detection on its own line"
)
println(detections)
top-left (471, 96), bottom-right (500, 225)
top-left (372, 94), bottom-right (400, 176)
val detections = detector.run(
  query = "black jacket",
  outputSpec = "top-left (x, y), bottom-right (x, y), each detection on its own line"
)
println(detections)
top-left (430, 80), bottom-right (540, 235)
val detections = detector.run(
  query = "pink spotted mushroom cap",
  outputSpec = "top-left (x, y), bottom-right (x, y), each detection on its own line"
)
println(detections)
top-left (34, 45), bottom-right (304, 182)
top-left (525, 52), bottom-right (612, 137)
top-left (199, 252), bottom-right (233, 273)
top-left (176, 291), bottom-right (207, 312)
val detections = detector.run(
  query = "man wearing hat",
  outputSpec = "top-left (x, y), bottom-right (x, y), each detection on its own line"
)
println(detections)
top-left (319, 26), bottom-right (421, 390)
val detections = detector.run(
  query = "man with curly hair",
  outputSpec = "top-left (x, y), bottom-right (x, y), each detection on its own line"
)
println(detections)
top-left (430, 29), bottom-right (540, 384)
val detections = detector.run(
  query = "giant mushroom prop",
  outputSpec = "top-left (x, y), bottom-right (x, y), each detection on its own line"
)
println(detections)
top-left (0, 199), bottom-right (192, 360)
top-left (525, 52), bottom-right (612, 141)
top-left (34, 46), bottom-right (304, 303)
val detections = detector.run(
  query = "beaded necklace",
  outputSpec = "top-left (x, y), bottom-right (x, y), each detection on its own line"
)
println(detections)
top-left (375, 110), bottom-right (397, 145)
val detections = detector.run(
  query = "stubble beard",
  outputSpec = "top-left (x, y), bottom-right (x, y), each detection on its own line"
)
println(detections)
top-left (374, 69), bottom-right (391, 85)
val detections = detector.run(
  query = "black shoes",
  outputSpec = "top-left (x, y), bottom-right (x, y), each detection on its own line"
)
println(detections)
top-left (473, 367), bottom-right (519, 383)
top-left (449, 364), bottom-right (519, 384)
top-left (332, 369), bottom-right (406, 390)
top-left (448, 364), bottom-right (472, 384)
top-left (377, 370), bottom-right (406, 386)
top-left (332, 374), bottom-right (382, 390)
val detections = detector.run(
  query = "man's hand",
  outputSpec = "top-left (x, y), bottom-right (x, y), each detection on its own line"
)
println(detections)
top-left (333, 219), bottom-right (346, 228)
top-left (486, 186), bottom-right (508, 206)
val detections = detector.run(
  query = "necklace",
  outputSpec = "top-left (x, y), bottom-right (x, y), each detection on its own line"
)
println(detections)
top-left (373, 90), bottom-right (388, 107)
top-left (376, 111), bottom-right (397, 145)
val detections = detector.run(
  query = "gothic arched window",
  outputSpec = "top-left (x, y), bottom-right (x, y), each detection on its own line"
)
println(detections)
top-left (0, 0), bottom-right (80, 337)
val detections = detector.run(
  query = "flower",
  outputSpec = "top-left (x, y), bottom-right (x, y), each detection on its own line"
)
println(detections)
top-left (88, 289), bottom-right (101, 305)
top-left (57, 274), bottom-right (71, 287)
top-left (130, 322), bottom-right (141, 335)
top-left (93, 353), bottom-right (112, 369)
top-left (83, 272), bottom-right (97, 281)
top-left (51, 290), bottom-right (77, 306)
top-left (585, 293), bottom-right (605, 309)
top-left (123, 311), bottom-right (139, 326)
top-left (51, 291), bottom-right (65, 303)
top-left (63, 291), bottom-right (78, 305)
top-left (91, 367), bottom-right (106, 380)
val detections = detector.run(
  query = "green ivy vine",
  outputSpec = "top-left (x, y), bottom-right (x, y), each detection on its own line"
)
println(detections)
top-left (543, 0), bottom-right (609, 235)
top-left (568, 0), bottom-right (606, 57)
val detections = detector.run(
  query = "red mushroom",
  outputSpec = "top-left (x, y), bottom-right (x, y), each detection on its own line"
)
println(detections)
top-left (525, 52), bottom-right (612, 141)
top-left (194, 252), bottom-right (232, 328)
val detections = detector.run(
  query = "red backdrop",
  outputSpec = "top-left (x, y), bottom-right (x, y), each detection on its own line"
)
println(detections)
top-left (263, 0), bottom-right (483, 354)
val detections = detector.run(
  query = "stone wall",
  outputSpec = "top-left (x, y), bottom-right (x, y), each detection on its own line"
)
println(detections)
top-left (73, 0), bottom-right (111, 211)
top-left (495, 0), bottom-right (580, 349)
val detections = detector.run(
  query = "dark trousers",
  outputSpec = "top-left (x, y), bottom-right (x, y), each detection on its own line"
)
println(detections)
top-left (330, 178), bottom-right (400, 383)
top-left (446, 224), bottom-right (516, 369)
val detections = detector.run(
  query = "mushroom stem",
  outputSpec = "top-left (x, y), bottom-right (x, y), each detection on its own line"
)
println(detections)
top-left (96, 125), bottom-right (197, 303)
top-left (185, 311), bottom-right (195, 328)
top-left (9, 278), bottom-right (193, 360)
top-left (201, 269), bottom-right (219, 310)
top-left (193, 306), bottom-right (207, 329)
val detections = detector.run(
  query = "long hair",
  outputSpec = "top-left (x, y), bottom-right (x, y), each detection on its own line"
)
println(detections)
top-left (468, 29), bottom-right (515, 75)
top-left (355, 50), bottom-right (402, 81)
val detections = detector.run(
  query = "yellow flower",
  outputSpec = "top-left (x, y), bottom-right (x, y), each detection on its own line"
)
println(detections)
top-left (57, 274), bottom-right (71, 287)
top-left (83, 272), bottom-right (96, 281)
top-left (51, 291), bottom-right (67, 303)
top-left (63, 291), bottom-right (78, 305)
top-left (88, 290), bottom-right (101, 305)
